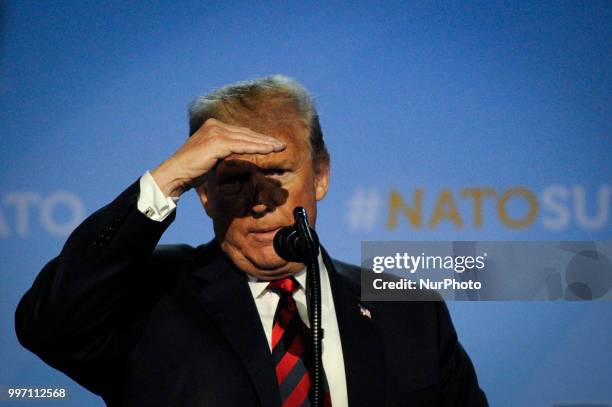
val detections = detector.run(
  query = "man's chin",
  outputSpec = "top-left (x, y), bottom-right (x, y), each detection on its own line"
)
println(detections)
top-left (221, 241), bottom-right (302, 280)
top-left (250, 245), bottom-right (286, 268)
top-left (250, 254), bottom-right (290, 272)
top-left (246, 254), bottom-right (305, 281)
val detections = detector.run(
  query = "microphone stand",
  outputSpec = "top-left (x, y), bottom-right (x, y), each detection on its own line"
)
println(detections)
top-left (293, 208), bottom-right (323, 407)
top-left (274, 207), bottom-right (323, 407)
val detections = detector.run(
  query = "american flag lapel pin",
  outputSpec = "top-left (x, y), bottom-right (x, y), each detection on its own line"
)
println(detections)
top-left (358, 304), bottom-right (372, 319)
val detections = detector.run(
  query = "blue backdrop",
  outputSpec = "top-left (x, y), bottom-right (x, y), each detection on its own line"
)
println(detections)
top-left (1, 1), bottom-right (610, 405)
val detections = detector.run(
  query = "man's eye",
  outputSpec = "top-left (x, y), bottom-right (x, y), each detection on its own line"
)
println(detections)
top-left (266, 169), bottom-right (287, 178)
top-left (218, 181), bottom-right (241, 194)
top-left (219, 174), bottom-right (248, 193)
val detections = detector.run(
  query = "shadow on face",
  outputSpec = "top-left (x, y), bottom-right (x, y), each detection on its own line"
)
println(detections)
top-left (206, 159), bottom-right (290, 236)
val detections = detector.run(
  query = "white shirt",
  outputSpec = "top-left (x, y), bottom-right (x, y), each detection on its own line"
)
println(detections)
top-left (137, 171), bottom-right (349, 407)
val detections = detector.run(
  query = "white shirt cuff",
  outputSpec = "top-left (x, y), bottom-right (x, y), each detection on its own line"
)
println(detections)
top-left (137, 171), bottom-right (179, 222)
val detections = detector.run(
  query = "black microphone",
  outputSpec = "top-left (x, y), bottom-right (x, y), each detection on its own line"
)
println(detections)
top-left (273, 208), bottom-right (319, 263)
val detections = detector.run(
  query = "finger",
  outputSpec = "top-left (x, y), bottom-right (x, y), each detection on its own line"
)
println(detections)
top-left (225, 132), bottom-right (286, 147)
top-left (213, 127), bottom-right (285, 147)
top-left (216, 139), bottom-right (286, 158)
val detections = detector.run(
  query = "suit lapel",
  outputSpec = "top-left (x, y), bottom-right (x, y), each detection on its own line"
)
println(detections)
top-left (191, 241), bottom-right (280, 407)
top-left (323, 249), bottom-right (386, 407)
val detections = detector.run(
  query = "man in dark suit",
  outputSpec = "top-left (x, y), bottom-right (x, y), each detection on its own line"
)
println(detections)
top-left (16, 75), bottom-right (488, 406)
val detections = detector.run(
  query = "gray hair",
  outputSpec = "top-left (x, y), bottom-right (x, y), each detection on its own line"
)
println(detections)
top-left (188, 75), bottom-right (329, 171)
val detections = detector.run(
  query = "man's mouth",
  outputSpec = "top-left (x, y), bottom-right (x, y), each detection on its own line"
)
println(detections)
top-left (248, 226), bottom-right (283, 242)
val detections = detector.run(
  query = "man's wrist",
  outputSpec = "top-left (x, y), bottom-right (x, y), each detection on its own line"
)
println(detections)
top-left (150, 159), bottom-right (189, 198)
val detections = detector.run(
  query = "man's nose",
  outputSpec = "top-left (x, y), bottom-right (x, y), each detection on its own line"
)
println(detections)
top-left (250, 174), bottom-right (273, 216)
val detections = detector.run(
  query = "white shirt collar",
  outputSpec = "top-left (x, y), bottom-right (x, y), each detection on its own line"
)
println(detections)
top-left (247, 266), bottom-right (307, 299)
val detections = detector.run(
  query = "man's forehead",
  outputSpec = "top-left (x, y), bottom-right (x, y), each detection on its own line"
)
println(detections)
top-left (253, 121), bottom-right (307, 142)
top-left (225, 112), bottom-right (307, 139)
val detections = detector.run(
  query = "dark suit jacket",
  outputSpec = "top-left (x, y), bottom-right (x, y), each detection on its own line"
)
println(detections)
top-left (15, 180), bottom-right (488, 406)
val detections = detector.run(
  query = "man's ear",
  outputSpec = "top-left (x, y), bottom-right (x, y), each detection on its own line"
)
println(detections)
top-left (314, 160), bottom-right (330, 201)
top-left (196, 183), bottom-right (212, 217)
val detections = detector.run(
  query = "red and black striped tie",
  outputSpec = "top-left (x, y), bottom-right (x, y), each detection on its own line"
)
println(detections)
top-left (268, 277), bottom-right (332, 407)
